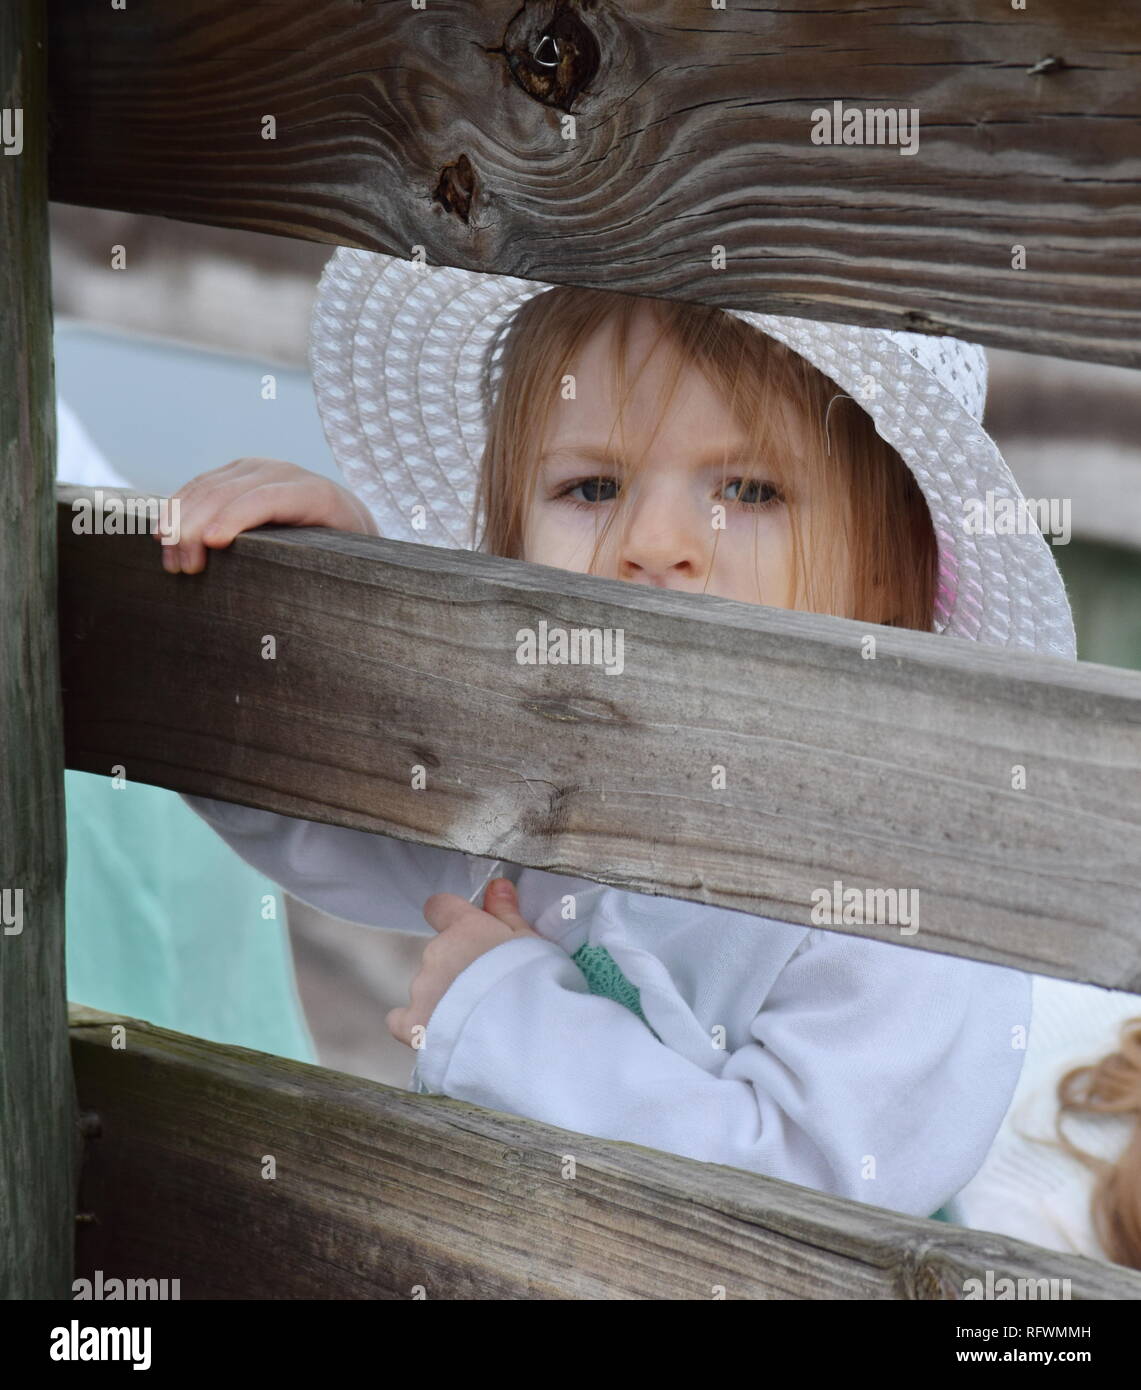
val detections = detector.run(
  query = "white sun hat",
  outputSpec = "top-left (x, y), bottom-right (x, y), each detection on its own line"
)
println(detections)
top-left (309, 246), bottom-right (1076, 661)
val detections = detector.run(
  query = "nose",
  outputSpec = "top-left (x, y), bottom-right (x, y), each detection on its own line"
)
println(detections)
top-left (616, 484), bottom-right (708, 588)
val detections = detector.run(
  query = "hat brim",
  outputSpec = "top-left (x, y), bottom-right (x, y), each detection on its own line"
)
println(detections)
top-left (309, 247), bottom-right (1076, 661)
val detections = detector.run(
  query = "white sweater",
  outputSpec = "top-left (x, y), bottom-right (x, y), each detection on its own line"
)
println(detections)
top-left (946, 973), bottom-right (1141, 1260)
top-left (182, 792), bottom-right (1031, 1218)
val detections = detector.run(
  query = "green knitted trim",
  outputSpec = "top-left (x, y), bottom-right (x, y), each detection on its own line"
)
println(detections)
top-left (576, 944), bottom-right (954, 1219)
top-left (571, 942), bottom-right (660, 1040)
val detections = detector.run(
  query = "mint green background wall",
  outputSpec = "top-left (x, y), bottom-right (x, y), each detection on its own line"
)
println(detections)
top-left (64, 771), bottom-right (316, 1061)
top-left (56, 320), bottom-right (327, 1062)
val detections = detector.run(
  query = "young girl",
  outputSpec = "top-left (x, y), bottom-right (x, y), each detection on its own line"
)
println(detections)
top-left (159, 247), bottom-right (1077, 1222)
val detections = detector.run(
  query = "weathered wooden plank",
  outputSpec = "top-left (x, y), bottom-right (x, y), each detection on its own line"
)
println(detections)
top-left (0, 0), bottom-right (77, 1300)
top-left (57, 487), bottom-right (1141, 992)
top-left (69, 1004), bottom-right (1141, 1300)
top-left (45, 0), bottom-right (1141, 366)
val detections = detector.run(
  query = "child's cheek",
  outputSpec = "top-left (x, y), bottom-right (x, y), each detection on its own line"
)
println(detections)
top-left (525, 509), bottom-right (599, 575)
top-left (722, 511), bottom-right (792, 605)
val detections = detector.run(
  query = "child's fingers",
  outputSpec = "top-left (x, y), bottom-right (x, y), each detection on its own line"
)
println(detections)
top-left (162, 459), bottom-right (253, 510)
top-left (154, 461), bottom-right (302, 570)
top-left (159, 502), bottom-right (219, 573)
top-left (197, 481), bottom-right (345, 545)
top-left (181, 457), bottom-right (278, 500)
top-left (151, 477), bottom-right (248, 569)
top-left (166, 479), bottom-right (338, 575)
top-left (385, 1006), bottom-right (411, 1047)
top-left (158, 478), bottom-right (284, 573)
top-left (151, 460), bottom-right (263, 538)
top-left (422, 892), bottom-right (481, 935)
top-left (481, 880), bottom-right (534, 935)
top-left (170, 539), bottom-right (209, 574)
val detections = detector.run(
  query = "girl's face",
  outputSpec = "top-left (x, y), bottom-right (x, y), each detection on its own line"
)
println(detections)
top-left (521, 304), bottom-right (828, 608)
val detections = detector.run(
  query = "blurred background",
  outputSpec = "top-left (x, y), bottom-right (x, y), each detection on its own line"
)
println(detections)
top-left (51, 202), bottom-right (1141, 1094)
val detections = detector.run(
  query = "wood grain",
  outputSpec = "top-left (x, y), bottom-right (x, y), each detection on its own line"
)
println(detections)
top-left (45, 0), bottom-right (1141, 366)
top-left (69, 1005), bottom-right (1141, 1300)
top-left (57, 487), bottom-right (1141, 992)
top-left (0, 0), bottom-right (78, 1300)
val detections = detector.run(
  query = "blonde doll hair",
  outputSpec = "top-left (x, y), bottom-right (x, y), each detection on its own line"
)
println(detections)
top-left (473, 285), bottom-right (937, 631)
top-left (1042, 1016), bottom-right (1141, 1269)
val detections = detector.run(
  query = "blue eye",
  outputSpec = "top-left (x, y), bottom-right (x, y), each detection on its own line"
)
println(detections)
top-left (560, 477), bottom-right (620, 506)
top-left (555, 476), bottom-right (783, 509)
top-left (724, 479), bottom-right (782, 506)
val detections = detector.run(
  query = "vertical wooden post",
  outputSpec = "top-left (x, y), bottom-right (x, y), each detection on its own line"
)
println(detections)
top-left (0, 0), bottom-right (77, 1298)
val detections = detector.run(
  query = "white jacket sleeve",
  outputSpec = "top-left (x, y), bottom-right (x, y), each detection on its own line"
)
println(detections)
top-left (179, 793), bottom-right (473, 935)
top-left (411, 927), bottom-right (1031, 1218)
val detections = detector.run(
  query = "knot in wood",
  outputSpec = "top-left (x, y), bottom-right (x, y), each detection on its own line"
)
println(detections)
top-left (501, 2), bottom-right (600, 111)
top-left (432, 153), bottom-right (476, 224)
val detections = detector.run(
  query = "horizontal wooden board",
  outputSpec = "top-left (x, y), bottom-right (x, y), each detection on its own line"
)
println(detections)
top-left (46, 0), bottom-right (1141, 366)
top-left (57, 487), bottom-right (1141, 991)
top-left (69, 1004), bottom-right (1141, 1300)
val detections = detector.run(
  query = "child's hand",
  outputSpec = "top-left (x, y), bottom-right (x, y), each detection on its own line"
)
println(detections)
top-left (152, 457), bottom-right (378, 574)
top-left (387, 880), bottom-right (541, 1050)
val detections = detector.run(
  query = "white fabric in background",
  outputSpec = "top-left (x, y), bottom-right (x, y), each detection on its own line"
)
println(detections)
top-left (56, 394), bottom-right (132, 488)
top-left (947, 973), bottom-right (1141, 1261)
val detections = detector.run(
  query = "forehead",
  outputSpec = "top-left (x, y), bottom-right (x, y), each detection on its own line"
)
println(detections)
top-left (551, 306), bottom-right (746, 440)
top-left (546, 307), bottom-right (814, 461)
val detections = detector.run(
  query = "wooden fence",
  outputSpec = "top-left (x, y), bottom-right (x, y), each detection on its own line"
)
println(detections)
top-left (4, 0), bottom-right (1141, 1299)
top-left (55, 493), bottom-right (1141, 992)
top-left (1, 0), bottom-right (77, 1305)
top-left (67, 1001), bottom-right (1141, 1300)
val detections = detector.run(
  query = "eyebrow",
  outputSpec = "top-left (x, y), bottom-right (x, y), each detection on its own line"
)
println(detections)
top-left (540, 444), bottom-right (760, 469)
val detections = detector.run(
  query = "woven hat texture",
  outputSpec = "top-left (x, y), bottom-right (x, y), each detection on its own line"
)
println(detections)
top-left (309, 247), bottom-right (1076, 660)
